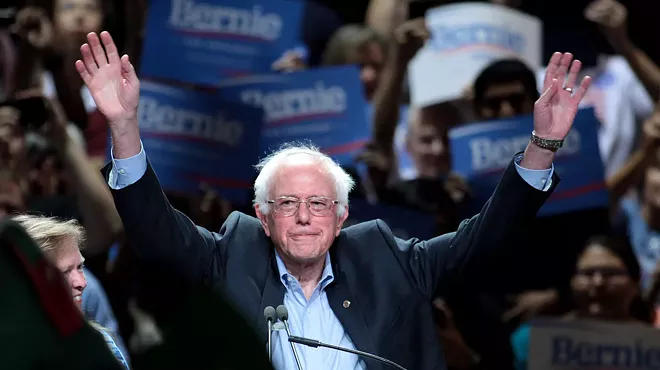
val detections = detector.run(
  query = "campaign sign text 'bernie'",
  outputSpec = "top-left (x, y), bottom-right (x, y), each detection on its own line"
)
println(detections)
top-left (449, 108), bottom-right (607, 217)
top-left (140, 0), bottom-right (302, 86)
top-left (216, 66), bottom-right (370, 166)
top-left (137, 81), bottom-right (262, 204)
top-left (528, 318), bottom-right (660, 370)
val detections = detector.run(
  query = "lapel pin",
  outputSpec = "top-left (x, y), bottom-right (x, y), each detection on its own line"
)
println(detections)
top-left (343, 300), bottom-right (351, 308)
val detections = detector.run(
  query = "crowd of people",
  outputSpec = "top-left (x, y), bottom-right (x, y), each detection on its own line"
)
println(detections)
top-left (3, 0), bottom-right (660, 369)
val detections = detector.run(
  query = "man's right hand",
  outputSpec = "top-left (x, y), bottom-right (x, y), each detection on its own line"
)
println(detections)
top-left (76, 31), bottom-right (141, 158)
top-left (75, 32), bottom-right (140, 130)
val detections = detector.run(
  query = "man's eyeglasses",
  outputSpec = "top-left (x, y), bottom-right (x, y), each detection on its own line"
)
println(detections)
top-left (267, 196), bottom-right (339, 217)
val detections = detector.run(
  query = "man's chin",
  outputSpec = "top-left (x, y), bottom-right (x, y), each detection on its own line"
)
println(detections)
top-left (284, 249), bottom-right (326, 265)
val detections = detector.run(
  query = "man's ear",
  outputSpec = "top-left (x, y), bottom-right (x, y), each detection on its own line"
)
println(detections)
top-left (254, 204), bottom-right (271, 237)
top-left (335, 205), bottom-right (349, 236)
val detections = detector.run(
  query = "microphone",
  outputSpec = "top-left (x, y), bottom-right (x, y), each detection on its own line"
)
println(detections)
top-left (276, 305), bottom-right (304, 370)
top-left (288, 336), bottom-right (407, 370)
top-left (263, 306), bottom-right (276, 362)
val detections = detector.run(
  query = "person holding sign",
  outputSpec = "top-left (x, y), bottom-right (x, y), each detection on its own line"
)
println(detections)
top-left (77, 30), bottom-right (591, 370)
top-left (510, 235), bottom-right (653, 370)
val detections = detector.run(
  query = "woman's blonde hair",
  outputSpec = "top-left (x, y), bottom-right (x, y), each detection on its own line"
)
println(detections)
top-left (11, 214), bottom-right (86, 257)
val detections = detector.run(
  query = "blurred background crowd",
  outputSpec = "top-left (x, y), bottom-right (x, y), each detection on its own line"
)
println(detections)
top-left (3, 0), bottom-right (660, 369)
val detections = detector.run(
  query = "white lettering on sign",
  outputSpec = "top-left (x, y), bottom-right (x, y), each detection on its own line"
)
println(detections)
top-left (240, 82), bottom-right (346, 123)
top-left (168, 0), bottom-right (282, 41)
top-left (468, 130), bottom-right (581, 172)
top-left (428, 24), bottom-right (525, 54)
top-left (138, 96), bottom-right (244, 146)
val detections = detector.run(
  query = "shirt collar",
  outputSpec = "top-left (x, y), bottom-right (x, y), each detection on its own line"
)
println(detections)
top-left (275, 250), bottom-right (334, 290)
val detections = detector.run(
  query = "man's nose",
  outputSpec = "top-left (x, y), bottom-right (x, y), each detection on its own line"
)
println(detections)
top-left (499, 101), bottom-right (516, 118)
top-left (295, 201), bottom-right (311, 224)
top-left (431, 139), bottom-right (446, 156)
top-left (591, 272), bottom-right (605, 287)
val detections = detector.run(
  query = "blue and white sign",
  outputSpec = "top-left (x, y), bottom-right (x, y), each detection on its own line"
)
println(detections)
top-left (216, 66), bottom-right (371, 165)
top-left (408, 2), bottom-right (542, 106)
top-left (140, 0), bottom-right (303, 86)
top-left (449, 108), bottom-right (608, 217)
top-left (344, 199), bottom-right (436, 240)
top-left (137, 81), bottom-right (263, 204)
top-left (529, 318), bottom-right (660, 370)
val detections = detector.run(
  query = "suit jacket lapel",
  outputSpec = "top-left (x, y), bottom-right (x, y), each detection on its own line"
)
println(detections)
top-left (326, 242), bottom-right (382, 370)
top-left (255, 253), bottom-right (286, 345)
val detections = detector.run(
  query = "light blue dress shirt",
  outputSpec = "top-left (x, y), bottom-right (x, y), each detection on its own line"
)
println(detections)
top-left (82, 267), bottom-right (130, 364)
top-left (107, 143), bottom-right (553, 370)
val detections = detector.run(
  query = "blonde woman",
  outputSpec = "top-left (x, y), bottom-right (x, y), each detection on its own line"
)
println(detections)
top-left (12, 214), bottom-right (129, 369)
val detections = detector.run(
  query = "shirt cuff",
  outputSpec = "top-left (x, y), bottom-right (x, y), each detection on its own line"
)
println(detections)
top-left (108, 142), bottom-right (147, 190)
top-left (513, 153), bottom-right (554, 192)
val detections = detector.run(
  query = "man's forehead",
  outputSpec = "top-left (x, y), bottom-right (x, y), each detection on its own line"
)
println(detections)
top-left (408, 111), bottom-right (452, 136)
top-left (271, 164), bottom-right (334, 193)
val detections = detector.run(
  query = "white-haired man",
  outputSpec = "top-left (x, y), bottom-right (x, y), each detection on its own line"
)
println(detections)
top-left (77, 30), bottom-right (591, 370)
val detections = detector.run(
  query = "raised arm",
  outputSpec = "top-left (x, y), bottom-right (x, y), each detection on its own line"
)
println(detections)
top-left (75, 32), bottom-right (220, 284)
top-left (585, 0), bottom-right (660, 102)
top-left (399, 52), bottom-right (592, 298)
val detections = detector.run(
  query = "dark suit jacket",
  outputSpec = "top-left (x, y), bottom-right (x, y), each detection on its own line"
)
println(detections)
top-left (104, 156), bottom-right (558, 370)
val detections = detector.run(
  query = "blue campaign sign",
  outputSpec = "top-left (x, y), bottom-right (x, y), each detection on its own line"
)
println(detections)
top-left (344, 198), bottom-right (436, 240)
top-left (449, 108), bottom-right (608, 217)
top-left (216, 66), bottom-right (371, 165)
top-left (137, 81), bottom-right (263, 204)
top-left (140, 0), bottom-right (303, 86)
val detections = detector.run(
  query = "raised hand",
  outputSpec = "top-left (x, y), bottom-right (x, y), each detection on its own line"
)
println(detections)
top-left (533, 52), bottom-right (592, 140)
top-left (394, 18), bottom-right (430, 62)
top-left (75, 32), bottom-right (140, 126)
top-left (585, 0), bottom-right (628, 45)
top-left (10, 7), bottom-right (54, 52)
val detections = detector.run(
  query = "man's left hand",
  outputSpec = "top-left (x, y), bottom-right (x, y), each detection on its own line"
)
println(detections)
top-left (522, 52), bottom-right (592, 169)
top-left (534, 52), bottom-right (591, 140)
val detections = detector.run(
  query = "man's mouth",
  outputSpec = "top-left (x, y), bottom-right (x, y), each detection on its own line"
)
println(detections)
top-left (73, 295), bottom-right (82, 303)
top-left (291, 233), bottom-right (319, 239)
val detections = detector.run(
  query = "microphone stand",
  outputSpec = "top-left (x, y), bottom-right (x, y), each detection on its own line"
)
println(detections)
top-left (276, 305), bottom-right (304, 370)
top-left (283, 320), bottom-right (304, 370)
top-left (263, 306), bottom-right (277, 363)
top-left (267, 319), bottom-right (273, 362)
top-left (289, 336), bottom-right (407, 370)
